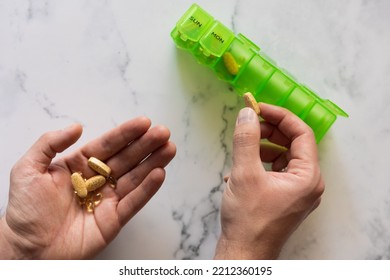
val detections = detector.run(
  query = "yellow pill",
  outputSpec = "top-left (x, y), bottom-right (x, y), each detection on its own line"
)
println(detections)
top-left (223, 52), bottom-right (240, 75)
top-left (71, 172), bottom-right (88, 198)
top-left (243, 92), bottom-right (260, 115)
top-left (88, 157), bottom-right (111, 177)
top-left (85, 175), bottom-right (107, 192)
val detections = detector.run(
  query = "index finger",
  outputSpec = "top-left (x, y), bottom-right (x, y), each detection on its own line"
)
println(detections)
top-left (81, 116), bottom-right (152, 160)
top-left (259, 103), bottom-right (318, 166)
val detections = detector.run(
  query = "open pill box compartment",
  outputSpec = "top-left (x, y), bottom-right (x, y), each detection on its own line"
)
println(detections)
top-left (171, 3), bottom-right (348, 143)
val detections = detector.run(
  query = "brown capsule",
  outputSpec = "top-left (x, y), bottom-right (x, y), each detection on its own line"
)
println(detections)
top-left (85, 175), bottom-right (107, 192)
top-left (108, 176), bottom-right (117, 188)
top-left (71, 172), bottom-right (88, 198)
top-left (88, 157), bottom-right (111, 177)
top-left (243, 92), bottom-right (260, 115)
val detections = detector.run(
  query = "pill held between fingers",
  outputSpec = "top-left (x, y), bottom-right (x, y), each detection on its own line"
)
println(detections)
top-left (85, 175), bottom-right (107, 192)
top-left (71, 172), bottom-right (88, 198)
top-left (243, 92), bottom-right (260, 115)
top-left (88, 157), bottom-right (111, 177)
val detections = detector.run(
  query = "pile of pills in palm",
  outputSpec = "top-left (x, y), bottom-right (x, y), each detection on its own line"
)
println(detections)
top-left (71, 157), bottom-right (116, 213)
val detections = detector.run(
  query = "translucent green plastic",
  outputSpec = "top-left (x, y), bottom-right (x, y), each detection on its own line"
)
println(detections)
top-left (171, 4), bottom-right (348, 143)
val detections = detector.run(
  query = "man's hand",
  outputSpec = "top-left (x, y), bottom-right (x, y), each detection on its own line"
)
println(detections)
top-left (215, 104), bottom-right (324, 259)
top-left (0, 117), bottom-right (176, 259)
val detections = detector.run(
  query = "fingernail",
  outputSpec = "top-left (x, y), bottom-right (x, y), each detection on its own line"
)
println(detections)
top-left (236, 107), bottom-right (256, 125)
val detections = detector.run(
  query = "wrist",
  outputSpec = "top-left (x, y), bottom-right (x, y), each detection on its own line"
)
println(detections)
top-left (0, 215), bottom-right (28, 259)
top-left (214, 235), bottom-right (281, 260)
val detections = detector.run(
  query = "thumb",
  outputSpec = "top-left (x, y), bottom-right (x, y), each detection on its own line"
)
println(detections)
top-left (232, 108), bottom-right (263, 168)
top-left (23, 124), bottom-right (83, 173)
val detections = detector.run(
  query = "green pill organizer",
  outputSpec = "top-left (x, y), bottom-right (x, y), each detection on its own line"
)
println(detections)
top-left (171, 3), bottom-right (348, 142)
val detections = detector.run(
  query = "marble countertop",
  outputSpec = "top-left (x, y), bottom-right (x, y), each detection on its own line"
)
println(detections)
top-left (1, 0), bottom-right (390, 260)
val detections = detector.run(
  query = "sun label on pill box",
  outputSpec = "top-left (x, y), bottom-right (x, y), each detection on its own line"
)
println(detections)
top-left (88, 157), bottom-right (111, 177)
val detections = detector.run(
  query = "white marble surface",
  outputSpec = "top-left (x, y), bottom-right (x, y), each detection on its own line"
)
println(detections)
top-left (1, 0), bottom-right (389, 260)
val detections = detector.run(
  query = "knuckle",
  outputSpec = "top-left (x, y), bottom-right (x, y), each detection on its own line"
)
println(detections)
top-left (315, 176), bottom-right (325, 196)
top-left (39, 131), bottom-right (56, 143)
top-left (233, 131), bottom-right (258, 148)
top-left (307, 172), bottom-right (325, 199)
top-left (10, 163), bottom-right (20, 178)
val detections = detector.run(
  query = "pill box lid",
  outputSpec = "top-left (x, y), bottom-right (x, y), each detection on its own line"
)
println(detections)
top-left (172, 3), bottom-right (214, 43)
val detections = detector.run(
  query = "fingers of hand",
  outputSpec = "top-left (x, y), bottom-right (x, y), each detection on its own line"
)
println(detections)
top-left (260, 122), bottom-right (290, 148)
top-left (23, 124), bottom-right (83, 173)
top-left (259, 141), bottom-right (289, 172)
top-left (259, 103), bottom-right (318, 170)
top-left (259, 103), bottom-right (312, 140)
top-left (114, 141), bottom-right (176, 199)
top-left (117, 168), bottom-right (166, 226)
top-left (81, 116), bottom-right (152, 160)
top-left (303, 174), bottom-right (325, 215)
top-left (65, 121), bottom-right (175, 214)
top-left (106, 125), bottom-right (171, 179)
top-left (233, 108), bottom-right (262, 168)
